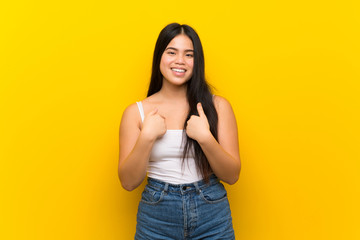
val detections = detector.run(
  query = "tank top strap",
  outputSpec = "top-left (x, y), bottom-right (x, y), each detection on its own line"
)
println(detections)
top-left (136, 101), bottom-right (145, 123)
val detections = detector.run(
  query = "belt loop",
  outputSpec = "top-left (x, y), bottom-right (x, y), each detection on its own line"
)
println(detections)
top-left (163, 183), bottom-right (169, 193)
top-left (193, 182), bottom-right (201, 194)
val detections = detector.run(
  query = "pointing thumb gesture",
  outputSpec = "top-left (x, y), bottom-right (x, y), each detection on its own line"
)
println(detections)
top-left (197, 102), bottom-right (208, 120)
top-left (142, 107), bottom-right (166, 140)
top-left (186, 102), bottom-right (211, 142)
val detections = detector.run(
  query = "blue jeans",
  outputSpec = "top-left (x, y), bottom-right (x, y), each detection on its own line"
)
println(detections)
top-left (135, 175), bottom-right (235, 239)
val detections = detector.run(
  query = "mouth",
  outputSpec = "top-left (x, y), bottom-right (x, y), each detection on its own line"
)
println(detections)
top-left (171, 68), bottom-right (186, 73)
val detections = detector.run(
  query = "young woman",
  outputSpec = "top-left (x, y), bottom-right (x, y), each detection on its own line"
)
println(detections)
top-left (118, 23), bottom-right (241, 239)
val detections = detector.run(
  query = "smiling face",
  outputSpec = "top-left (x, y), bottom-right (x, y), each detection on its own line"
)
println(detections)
top-left (160, 34), bottom-right (194, 87)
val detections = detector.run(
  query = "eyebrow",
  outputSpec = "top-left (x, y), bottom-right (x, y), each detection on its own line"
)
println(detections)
top-left (165, 47), bottom-right (194, 52)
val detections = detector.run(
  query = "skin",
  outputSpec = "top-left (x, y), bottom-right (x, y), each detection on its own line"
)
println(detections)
top-left (118, 34), bottom-right (241, 191)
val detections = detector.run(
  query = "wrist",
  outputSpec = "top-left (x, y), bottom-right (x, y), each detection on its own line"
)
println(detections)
top-left (139, 129), bottom-right (157, 143)
top-left (197, 130), bottom-right (213, 145)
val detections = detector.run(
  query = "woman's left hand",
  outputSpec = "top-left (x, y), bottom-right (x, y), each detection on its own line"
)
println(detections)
top-left (186, 102), bottom-right (211, 143)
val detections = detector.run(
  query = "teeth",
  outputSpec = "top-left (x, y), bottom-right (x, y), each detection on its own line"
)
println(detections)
top-left (172, 68), bottom-right (185, 73)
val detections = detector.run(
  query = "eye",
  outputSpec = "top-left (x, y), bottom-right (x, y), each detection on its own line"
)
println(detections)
top-left (186, 53), bottom-right (194, 57)
top-left (167, 51), bottom-right (175, 55)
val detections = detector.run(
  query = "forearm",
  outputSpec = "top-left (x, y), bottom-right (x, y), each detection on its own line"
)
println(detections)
top-left (118, 132), bottom-right (156, 191)
top-left (198, 133), bottom-right (241, 185)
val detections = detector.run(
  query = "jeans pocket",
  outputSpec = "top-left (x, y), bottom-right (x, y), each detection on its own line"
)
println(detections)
top-left (140, 185), bottom-right (165, 205)
top-left (199, 182), bottom-right (228, 204)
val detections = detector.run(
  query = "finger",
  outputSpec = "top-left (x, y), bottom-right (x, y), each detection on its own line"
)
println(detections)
top-left (156, 112), bottom-right (166, 119)
top-left (149, 107), bottom-right (158, 115)
top-left (156, 111), bottom-right (165, 119)
top-left (197, 102), bottom-right (207, 119)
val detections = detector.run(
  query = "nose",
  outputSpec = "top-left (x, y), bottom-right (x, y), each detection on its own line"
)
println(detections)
top-left (175, 54), bottom-right (185, 64)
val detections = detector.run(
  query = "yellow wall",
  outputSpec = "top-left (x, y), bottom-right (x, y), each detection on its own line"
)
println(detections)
top-left (1, 0), bottom-right (359, 239)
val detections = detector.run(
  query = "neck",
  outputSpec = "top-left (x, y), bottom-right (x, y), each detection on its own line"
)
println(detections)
top-left (158, 81), bottom-right (188, 103)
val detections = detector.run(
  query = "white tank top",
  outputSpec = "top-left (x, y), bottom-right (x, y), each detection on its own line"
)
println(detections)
top-left (136, 101), bottom-right (203, 184)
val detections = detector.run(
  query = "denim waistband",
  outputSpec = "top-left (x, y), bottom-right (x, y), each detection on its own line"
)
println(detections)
top-left (146, 174), bottom-right (220, 194)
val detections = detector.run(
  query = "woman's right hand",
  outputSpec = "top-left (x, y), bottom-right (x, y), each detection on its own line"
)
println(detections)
top-left (141, 108), bottom-right (167, 141)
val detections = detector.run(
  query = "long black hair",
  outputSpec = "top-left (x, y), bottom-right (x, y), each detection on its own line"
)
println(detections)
top-left (147, 23), bottom-right (218, 182)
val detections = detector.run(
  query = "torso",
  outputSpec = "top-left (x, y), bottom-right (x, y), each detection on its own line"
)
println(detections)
top-left (135, 93), bottom-right (204, 184)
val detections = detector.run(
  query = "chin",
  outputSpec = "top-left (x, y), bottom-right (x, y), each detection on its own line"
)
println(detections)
top-left (165, 77), bottom-right (190, 86)
top-left (174, 79), bottom-right (190, 86)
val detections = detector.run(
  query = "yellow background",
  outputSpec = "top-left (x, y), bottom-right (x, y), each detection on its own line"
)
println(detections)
top-left (1, 0), bottom-right (359, 239)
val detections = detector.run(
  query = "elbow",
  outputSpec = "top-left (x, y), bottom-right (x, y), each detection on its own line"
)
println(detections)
top-left (121, 182), bottom-right (137, 192)
top-left (118, 172), bottom-right (141, 192)
top-left (225, 164), bottom-right (241, 185)
top-left (118, 170), bottom-right (136, 191)
top-left (118, 175), bottom-right (137, 192)
top-left (119, 175), bottom-right (138, 191)
top-left (118, 166), bottom-right (146, 191)
top-left (226, 174), bottom-right (239, 185)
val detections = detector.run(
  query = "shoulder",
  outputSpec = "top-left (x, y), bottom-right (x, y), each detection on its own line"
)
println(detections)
top-left (121, 102), bottom-right (142, 129)
top-left (212, 95), bottom-right (236, 123)
top-left (213, 95), bottom-right (233, 112)
top-left (122, 102), bottom-right (140, 117)
top-left (212, 95), bottom-right (238, 145)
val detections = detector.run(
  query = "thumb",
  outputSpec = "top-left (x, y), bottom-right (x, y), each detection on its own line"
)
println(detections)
top-left (150, 107), bottom-right (158, 115)
top-left (197, 102), bottom-right (207, 119)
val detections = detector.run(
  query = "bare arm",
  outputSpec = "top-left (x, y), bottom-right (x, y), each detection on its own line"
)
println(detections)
top-left (118, 104), bottom-right (166, 191)
top-left (186, 96), bottom-right (241, 184)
